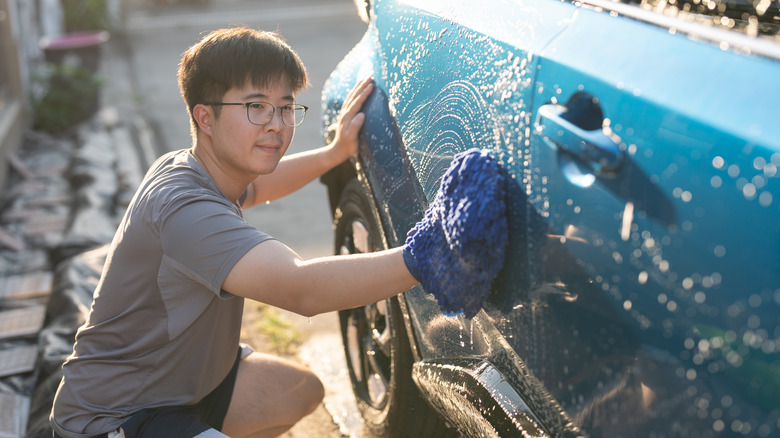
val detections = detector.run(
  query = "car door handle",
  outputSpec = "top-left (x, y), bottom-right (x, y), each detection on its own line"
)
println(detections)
top-left (537, 103), bottom-right (624, 175)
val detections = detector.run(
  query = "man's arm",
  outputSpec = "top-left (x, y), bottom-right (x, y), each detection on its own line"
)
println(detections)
top-left (222, 240), bottom-right (418, 317)
top-left (242, 145), bottom-right (346, 207)
top-left (242, 77), bottom-right (374, 208)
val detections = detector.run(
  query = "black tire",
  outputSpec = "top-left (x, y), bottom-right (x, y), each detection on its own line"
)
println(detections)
top-left (334, 179), bottom-right (456, 437)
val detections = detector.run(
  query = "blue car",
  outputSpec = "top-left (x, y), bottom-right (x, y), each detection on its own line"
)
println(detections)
top-left (320, 0), bottom-right (780, 436)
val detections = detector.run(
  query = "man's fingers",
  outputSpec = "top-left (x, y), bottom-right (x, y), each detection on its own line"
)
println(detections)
top-left (341, 77), bottom-right (374, 116)
top-left (347, 113), bottom-right (366, 135)
top-left (334, 78), bottom-right (373, 148)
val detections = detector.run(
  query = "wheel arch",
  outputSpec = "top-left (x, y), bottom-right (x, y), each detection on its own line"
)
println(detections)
top-left (322, 86), bottom-right (428, 364)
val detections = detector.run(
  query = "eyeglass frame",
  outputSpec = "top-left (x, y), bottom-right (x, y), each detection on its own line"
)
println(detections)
top-left (203, 101), bottom-right (309, 127)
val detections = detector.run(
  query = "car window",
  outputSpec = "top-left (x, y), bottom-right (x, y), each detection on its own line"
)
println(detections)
top-left (618, 0), bottom-right (780, 39)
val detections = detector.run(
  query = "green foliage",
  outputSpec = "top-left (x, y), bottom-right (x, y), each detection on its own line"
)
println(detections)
top-left (694, 324), bottom-right (780, 411)
top-left (245, 301), bottom-right (303, 355)
top-left (61, 0), bottom-right (109, 32)
top-left (32, 63), bottom-right (102, 133)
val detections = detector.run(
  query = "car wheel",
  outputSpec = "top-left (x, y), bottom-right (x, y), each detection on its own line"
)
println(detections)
top-left (334, 179), bottom-right (456, 437)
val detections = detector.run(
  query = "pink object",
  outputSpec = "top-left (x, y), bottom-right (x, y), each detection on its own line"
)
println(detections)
top-left (40, 31), bottom-right (109, 50)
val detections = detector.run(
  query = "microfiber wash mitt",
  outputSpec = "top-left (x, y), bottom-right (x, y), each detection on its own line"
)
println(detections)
top-left (402, 148), bottom-right (508, 318)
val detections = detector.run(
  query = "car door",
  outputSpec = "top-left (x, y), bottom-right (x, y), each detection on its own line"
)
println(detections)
top-left (527, 1), bottom-right (780, 435)
top-left (367, 0), bottom-right (577, 363)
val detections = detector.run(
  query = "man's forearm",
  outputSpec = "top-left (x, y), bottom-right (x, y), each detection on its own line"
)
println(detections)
top-left (248, 146), bottom-right (343, 206)
top-left (224, 241), bottom-right (418, 317)
top-left (291, 247), bottom-right (418, 315)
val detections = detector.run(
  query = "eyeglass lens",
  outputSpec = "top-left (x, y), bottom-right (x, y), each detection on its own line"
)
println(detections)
top-left (247, 102), bottom-right (306, 127)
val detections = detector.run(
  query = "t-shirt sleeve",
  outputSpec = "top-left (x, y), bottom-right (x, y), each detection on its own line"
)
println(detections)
top-left (158, 195), bottom-right (272, 296)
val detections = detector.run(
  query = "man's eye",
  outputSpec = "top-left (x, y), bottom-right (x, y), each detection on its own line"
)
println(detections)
top-left (248, 103), bottom-right (265, 111)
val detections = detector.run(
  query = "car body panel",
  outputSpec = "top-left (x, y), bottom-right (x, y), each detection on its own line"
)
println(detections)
top-left (321, 0), bottom-right (780, 435)
top-left (527, 5), bottom-right (780, 435)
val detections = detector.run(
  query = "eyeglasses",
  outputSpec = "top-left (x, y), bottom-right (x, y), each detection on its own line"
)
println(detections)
top-left (204, 101), bottom-right (308, 127)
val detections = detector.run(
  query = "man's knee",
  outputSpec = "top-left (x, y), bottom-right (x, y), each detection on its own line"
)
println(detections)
top-left (299, 369), bottom-right (325, 418)
top-left (227, 353), bottom-right (324, 425)
top-left (222, 354), bottom-right (326, 437)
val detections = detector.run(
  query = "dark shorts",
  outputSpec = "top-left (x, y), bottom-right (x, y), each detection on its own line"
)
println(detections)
top-left (55, 348), bottom-right (242, 438)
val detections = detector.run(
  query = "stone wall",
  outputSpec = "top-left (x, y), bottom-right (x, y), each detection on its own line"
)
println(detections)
top-left (0, 115), bottom-right (142, 437)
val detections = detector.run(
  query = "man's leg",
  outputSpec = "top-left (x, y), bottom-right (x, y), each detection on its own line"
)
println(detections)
top-left (220, 352), bottom-right (324, 438)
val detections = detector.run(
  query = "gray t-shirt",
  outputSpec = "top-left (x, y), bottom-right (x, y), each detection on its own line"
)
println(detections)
top-left (51, 150), bottom-right (272, 437)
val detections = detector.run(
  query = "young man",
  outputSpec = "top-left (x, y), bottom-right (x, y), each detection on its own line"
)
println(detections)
top-left (51, 27), bottom-right (417, 438)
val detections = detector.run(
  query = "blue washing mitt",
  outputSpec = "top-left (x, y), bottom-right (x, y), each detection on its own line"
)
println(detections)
top-left (403, 148), bottom-right (508, 318)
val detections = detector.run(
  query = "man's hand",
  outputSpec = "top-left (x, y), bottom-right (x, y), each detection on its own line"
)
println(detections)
top-left (328, 77), bottom-right (374, 163)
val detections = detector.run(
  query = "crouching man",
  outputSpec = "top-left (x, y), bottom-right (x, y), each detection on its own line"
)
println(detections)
top-left (51, 27), bottom-right (417, 438)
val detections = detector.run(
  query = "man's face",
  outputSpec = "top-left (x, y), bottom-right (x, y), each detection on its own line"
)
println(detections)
top-left (209, 78), bottom-right (296, 178)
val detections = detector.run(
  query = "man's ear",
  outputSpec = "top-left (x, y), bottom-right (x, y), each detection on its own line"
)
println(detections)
top-left (193, 104), bottom-right (214, 135)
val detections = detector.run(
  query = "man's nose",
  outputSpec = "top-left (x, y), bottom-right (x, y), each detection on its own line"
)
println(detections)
top-left (264, 107), bottom-right (286, 131)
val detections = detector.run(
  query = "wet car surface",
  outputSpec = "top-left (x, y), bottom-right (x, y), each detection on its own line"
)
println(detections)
top-left (320, 0), bottom-right (780, 436)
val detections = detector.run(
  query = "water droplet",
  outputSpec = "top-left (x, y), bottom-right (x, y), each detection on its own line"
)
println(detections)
top-left (743, 183), bottom-right (757, 199)
top-left (759, 191), bottom-right (773, 207)
top-left (711, 175), bottom-right (723, 188)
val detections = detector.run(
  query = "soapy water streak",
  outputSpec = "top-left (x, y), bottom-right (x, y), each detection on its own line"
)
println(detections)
top-left (404, 148), bottom-right (508, 318)
top-left (403, 81), bottom-right (502, 201)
